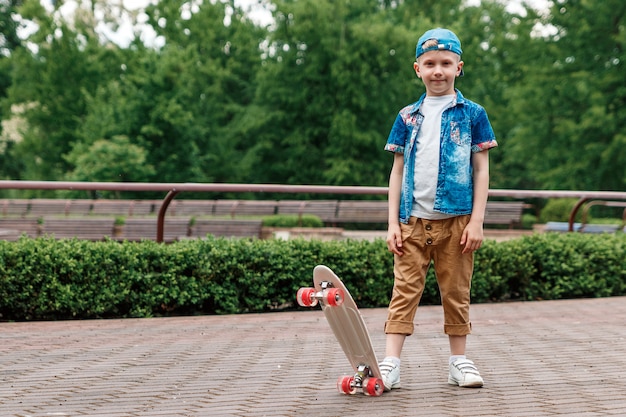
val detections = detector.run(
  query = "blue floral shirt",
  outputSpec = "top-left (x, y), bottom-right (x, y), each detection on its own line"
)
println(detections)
top-left (385, 89), bottom-right (498, 224)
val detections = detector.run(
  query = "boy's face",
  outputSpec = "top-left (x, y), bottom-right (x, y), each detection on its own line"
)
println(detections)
top-left (414, 50), bottom-right (464, 96)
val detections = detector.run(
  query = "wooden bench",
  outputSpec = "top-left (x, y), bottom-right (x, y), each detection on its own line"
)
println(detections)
top-left (0, 199), bottom-right (158, 218)
top-left (65, 199), bottom-right (94, 216)
top-left (0, 199), bottom-right (528, 237)
top-left (41, 218), bottom-right (115, 240)
top-left (129, 200), bottom-right (159, 216)
top-left (189, 219), bottom-right (263, 239)
top-left (28, 199), bottom-right (72, 217)
top-left (91, 200), bottom-right (134, 216)
top-left (0, 218), bottom-right (41, 239)
top-left (0, 228), bottom-right (22, 241)
top-left (484, 201), bottom-right (525, 228)
top-left (336, 200), bottom-right (387, 223)
top-left (172, 200), bottom-right (215, 217)
top-left (157, 200), bottom-right (181, 216)
top-left (90, 199), bottom-right (159, 217)
top-left (213, 200), bottom-right (278, 218)
top-left (0, 199), bottom-right (31, 217)
top-left (335, 200), bottom-right (524, 227)
top-left (276, 200), bottom-right (339, 223)
top-left (119, 218), bottom-right (191, 242)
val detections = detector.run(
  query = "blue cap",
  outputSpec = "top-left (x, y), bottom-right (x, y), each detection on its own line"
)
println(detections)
top-left (415, 28), bottom-right (463, 76)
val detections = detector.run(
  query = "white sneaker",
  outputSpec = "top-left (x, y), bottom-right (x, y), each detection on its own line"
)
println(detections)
top-left (448, 358), bottom-right (484, 388)
top-left (378, 360), bottom-right (401, 391)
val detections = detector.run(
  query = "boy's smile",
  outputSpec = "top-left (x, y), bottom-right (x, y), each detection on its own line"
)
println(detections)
top-left (414, 50), bottom-right (464, 96)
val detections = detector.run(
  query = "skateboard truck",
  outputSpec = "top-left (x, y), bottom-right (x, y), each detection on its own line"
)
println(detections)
top-left (353, 364), bottom-right (372, 387)
top-left (337, 364), bottom-right (384, 396)
top-left (296, 281), bottom-right (345, 308)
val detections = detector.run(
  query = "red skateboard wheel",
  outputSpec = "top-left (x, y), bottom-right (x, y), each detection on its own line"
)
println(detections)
top-left (325, 287), bottom-right (344, 307)
top-left (296, 287), bottom-right (318, 307)
top-left (337, 375), bottom-right (356, 395)
top-left (362, 377), bottom-right (384, 396)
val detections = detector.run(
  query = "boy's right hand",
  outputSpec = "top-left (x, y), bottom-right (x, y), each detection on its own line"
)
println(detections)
top-left (386, 224), bottom-right (404, 256)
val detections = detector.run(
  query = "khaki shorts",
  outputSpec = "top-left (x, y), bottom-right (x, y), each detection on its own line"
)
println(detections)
top-left (385, 215), bottom-right (474, 337)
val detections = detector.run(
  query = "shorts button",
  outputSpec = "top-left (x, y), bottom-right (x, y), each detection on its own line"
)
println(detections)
top-left (425, 224), bottom-right (432, 231)
top-left (426, 238), bottom-right (433, 245)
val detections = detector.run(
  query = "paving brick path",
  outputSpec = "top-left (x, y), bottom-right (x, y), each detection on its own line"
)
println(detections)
top-left (1, 296), bottom-right (626, 416)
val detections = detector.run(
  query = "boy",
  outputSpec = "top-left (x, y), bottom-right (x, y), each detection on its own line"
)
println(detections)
top-left (380, 28), bottom-right (498, 390)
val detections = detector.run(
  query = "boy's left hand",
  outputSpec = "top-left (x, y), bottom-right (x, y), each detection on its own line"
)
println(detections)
top-left (460, 221), bottom-right (484, 254)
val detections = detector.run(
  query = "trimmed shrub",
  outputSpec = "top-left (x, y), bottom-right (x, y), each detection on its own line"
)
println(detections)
top-left (0, 233), bottom-right (623, 321)
top-left (262, 214), bottom-right (324, 228)
top-left (540, 198), bottom-right (583, 223)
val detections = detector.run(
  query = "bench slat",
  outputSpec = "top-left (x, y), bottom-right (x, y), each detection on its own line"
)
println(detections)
top-left (120, 218), bottom-right (190, 242)
top-left (214, 200), bottom-right (277, 217)
top-left (1, 199), bottom-right (31, 217)
top-left (0, 218), bottom-right (40, 239)
top-left (336, 201), bottom-right (387, 223)
top-left (276, 200), bottom-right (338, 222)
top-left (190, 219), bottom-right (262, 238)
top-left (29, 199), bottom-right (71, 217)
top-left (174, 200), bottom-right (215, 216)
top-left (42, 218), bottom-right (115, 240)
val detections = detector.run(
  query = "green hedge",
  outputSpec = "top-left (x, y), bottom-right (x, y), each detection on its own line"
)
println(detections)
top-left (262, 214), bottom-right (324, 228)
top-left (0, 232), bottom-right (624, 321)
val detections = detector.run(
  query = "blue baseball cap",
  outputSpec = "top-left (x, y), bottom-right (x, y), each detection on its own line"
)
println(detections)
top-left (415, 28), bottom-right (464, 76)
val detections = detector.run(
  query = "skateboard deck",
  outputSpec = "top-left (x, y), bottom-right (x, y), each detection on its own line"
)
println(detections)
top-left (297, 265), bottom-right (384, 396)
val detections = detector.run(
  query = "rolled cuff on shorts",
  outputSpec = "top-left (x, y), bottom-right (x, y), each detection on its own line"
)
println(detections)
top-left (444, 322), bottom-right (472, 336)
top-left (384, 320), bottom-right (414, 336)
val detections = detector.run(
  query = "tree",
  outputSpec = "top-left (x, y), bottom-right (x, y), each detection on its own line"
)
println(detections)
top-left (0, 1), bottom-right (23, 57)
top-left (502, 0), bottom-right (626, 191)
top-left (64, 135), bottom-right (155, 198)
top-left (0, 1), bottom-right (26, 183)
top-left (239, 0), bottom-right (427, 187)
top-left (450, 1), bottom-right (541, 190)
top-left (138, 0), bottom-right (265, 186)
top-left (3, 0), bottom-right (126, 189)
top-left (4, 0), bottom-right (264, 194)
top-left (2, 0), bottom-right (625, 197)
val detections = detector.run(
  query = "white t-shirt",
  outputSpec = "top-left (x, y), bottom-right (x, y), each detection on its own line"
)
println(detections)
top-left (411, 94), bottom-right (456, 220)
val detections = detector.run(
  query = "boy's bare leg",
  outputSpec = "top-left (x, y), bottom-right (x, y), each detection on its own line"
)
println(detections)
top-left (385, 333), bottom-right (407, 358)
top-left (449, 335), bottom-right (467, 356)
top-left (387, 334), bottom-right (467, 357)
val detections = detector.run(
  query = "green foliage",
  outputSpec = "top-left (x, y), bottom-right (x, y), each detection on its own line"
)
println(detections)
top-left (0, 1), bottom-right (23, 56)
top-left (539, 198), bottom-right (581, 223)
top-left (0, 233), bottom-right (624, 321)
top-left (4, 1), bottom-right (126, 187)
top-left (64, 136), bottom-right (156, 195)
top-left (473, 238), bottom-right (537, 301)
top-left (1, 0), bottom-right (626, 194)
top-left (501, 0), bottom-right (626, 191)
top-left (262, 214), bottom-right (323, 228)
top-left (521, 213), bottom-right (537, 230)
top-left (506, 233), bottom-right (626, 301)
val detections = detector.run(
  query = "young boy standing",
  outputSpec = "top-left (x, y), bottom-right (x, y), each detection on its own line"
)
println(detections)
top-left (380, 28), bottom-right (498, 390)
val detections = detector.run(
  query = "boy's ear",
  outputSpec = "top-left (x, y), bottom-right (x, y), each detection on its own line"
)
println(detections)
top-left (414, 61), bottom-right (421, 78)
top-left (457, 60), bottom-right (464, 77)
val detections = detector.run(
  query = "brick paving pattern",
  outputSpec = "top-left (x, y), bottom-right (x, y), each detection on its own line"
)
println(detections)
top-left (1, 296), bottom-right (626, 416)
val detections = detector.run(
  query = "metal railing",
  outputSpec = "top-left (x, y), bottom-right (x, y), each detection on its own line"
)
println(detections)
top-left (0, 180), bottom-right (625, 242)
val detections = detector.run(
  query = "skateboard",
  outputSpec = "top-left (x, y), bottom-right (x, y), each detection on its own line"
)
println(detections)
top-left (297, 265), bottom-right (384, 396)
